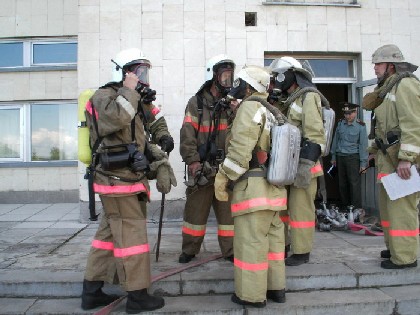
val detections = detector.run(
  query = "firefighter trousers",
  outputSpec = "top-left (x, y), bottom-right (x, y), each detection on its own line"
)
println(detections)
top-left (84, 195), bottom-right (151, 291)
top-left (234, 210), bottom-right (286, 303)
top-left (181, 183), bottom-right (234, 257)
top-left (378, 184), bottom-right (419, 265)
top-left (287, 178), bottom-right (317, 254)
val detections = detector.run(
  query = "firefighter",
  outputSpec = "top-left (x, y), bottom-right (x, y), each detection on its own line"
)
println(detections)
top-left (269, 57), bottom-right (326, 266)
top-left (81, 48), bottom-right (176, 313)
top-left (362, 44), bottom-right (420, 269)
top-left (215, 65), bottom-right (287, 307)
top-left (178, 55), bottom-right (236, 263)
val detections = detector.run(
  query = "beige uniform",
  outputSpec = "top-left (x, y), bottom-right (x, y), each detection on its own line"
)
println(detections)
top-left (220, 93), bottom-right (287, 303)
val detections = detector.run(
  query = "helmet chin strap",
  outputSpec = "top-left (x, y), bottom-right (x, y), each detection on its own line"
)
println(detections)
top-left (378, 63), bottom-right (392, 85)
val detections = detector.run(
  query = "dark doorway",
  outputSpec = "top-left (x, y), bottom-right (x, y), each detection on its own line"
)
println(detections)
top-left (315, 83), bottom-right (350, 205)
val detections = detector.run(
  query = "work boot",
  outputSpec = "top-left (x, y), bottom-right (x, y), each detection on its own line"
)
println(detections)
top-left (285, 253), bottom-right (310, 266)
top-left (285, 244), bottom-right (290, 259)
top-left (266, 289), bottom-right (286, 303)
top-left (126, 289), bottom-right (165, 314)
top-left (231, 293), bottom-right (266, 308)
top-left (178, 252), bottom-right (195, 263)
top-left (81, 280), bottom-right (120, 310)
top-left (380, 259), bottom-right (417, 269)
top-left (380, 249), bottom-right (391, 259)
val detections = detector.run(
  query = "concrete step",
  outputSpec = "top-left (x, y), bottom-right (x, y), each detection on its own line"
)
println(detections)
top-left (1, 258), bottom-right (420, 299)
top-left (2, 285), bottom-right (420, 315)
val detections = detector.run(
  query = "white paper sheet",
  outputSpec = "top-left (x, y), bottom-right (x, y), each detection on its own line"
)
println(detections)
top-left (381, 165), bottom-right (420, 200)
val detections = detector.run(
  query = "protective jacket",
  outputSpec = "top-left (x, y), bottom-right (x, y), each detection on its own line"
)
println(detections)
top-left (220, 92), bottom-right (288, 216)
top-left (369, 75), bottom-right (420, 176)
top-left (286, 88), bottom-right (325, 178)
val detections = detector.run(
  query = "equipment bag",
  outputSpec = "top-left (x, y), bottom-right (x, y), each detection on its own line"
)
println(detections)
top-left (267, 123), bottom-right (301, 186)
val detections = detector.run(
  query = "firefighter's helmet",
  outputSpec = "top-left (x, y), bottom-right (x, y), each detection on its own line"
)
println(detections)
top-left (111, 48), bottom-right (152, 84)
top-left (235, 65), bottom-right (270, 93)
top-left (269, 56), bottom-right (313, 82)
top-left (371, 44), bottom-right (405, 64)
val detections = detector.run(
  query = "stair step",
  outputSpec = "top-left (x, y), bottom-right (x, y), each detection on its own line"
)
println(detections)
top-left (3, 285), bottom-right (420, 315)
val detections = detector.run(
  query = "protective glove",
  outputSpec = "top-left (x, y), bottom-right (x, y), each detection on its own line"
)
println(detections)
top-left (214, 171), bottom-right (229, 201)
top-left (159, 135), bottom-right (174, 153)
top-left (141, 87), bottom-right (156, 104)
top-left (149, 158), bottom-right (177, 194)
top-left (294, 158), bottom-right (315, 189)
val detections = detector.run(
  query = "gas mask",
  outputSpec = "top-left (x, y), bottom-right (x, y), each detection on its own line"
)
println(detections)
top-left (214, 66), bottom-right (234, 96)
top-left (125, 63), bottom-right (151, 87)
top-left (227, 78), bottom-right (248, 100)
top-left (275, 69), bottom-right (296, 94)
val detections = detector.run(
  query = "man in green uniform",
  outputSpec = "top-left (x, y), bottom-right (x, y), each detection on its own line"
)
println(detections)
top-left (81, 48), bottom-right (176, 313)
top-left (363, 44), bottom-right (420, 269)
top-left (269, 57), bottom-right (326, 266)
top-left (330, 102), bottom-right (368, 209)
top-left (215, 65), bottom-right (287, 307)
top-left (178, 55), bottom-right (236, 263)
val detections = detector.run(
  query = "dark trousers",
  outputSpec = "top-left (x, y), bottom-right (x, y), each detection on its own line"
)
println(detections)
top-left (337, 154), bottom-right (361, 208)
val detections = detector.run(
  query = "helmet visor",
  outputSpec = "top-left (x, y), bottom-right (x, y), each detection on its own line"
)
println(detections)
top-left (129, 64), bottom-right (150, 86)
top-left (217, 68), bottom-right (234, 88)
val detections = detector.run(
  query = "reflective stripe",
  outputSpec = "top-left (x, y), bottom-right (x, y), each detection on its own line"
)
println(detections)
top-left (151, 106), bottom-right (160, 116)
top-left (268, 252), bottom-right (285, 261)
top-left (218, 224), bottom-right (234, 237)
top-left (93, 183), bottom-right (149, 195)
top-left (377, 173), bottom-right (388, 180)
top-left (182, 222), bottom-right (206, 237)
top-left (85, 100), bottom-right (98, 119)
top-left (92, 239), bottom-right (114, 250)
top-left (114, 244), bottom-right (150, 258)
top-left (116, 95), bottom-right (136, 119)
top-left (291, 102), bottom-right (302, 114)
top-left (234, 258), bottom-right (268, 271)
top-left (381, 220), bottom-right (390, 228)
top-left (280, 214), bottom-right (289, 223)
top-left (252, 107), bottom-right (266, 124)
top-left (231, 197), bottom-right (287, 213)
top-left (310, 164), bottom-right (323, 174)
top-left (400, 143), bottom-right (420, 154)
top-left (289, 220), bottom-right (315, 228)
top-left (223, 157), bottom-right (247, 176)
top-left (183, 116), bottom-right (227, 132)
top-left (389, 229), bottom-right (420, 237)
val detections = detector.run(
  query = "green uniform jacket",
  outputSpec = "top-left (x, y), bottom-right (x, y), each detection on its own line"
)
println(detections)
top-left (370, 74), bottom-right (420, 177)
top-left (220, 92), bottom-right (287, 217)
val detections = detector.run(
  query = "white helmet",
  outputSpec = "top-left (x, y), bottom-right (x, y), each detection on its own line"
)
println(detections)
top-left (269, 56), bottom-right (313, 82)
top-left (111, 48), bottom-right (152, 84)
top-left (236, 65), bottom-right (270, 93)
top-left (205, 54), bottom-right (235, 81)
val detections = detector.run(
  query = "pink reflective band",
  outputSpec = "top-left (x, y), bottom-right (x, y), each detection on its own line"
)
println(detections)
top-left (234, 258), bottom-right (268, 271)
top-left (92, 239), bottom-right (114, 250)
top-left (377, 173), bottom-right (389, 180)
top-left (310, 164), bottom-right (323, 174)
top-left (151, 106), bottom-right (160, 116)
top-left (218, 230), bottom-right (234, 237)
top-left (280, 215), bottom-right (289, 223)
top-left (389, 229), bottom-right (420, 237)
top-left (93, 183), bottom-right (149, 195)
top-left (381, 220), bottom-right (390, 228)
top-left (183, 117), bottom-right (227, 133)
top-left (85, 100), bottom-right (98, 119)
top-left (268, 252), bottom-right (285, 261)
top-left (182, 226), bottom-right (206, 237)
top-left (289, 220), bottom-right (315, 228)
top-left (114, 244), bottom-right (150, 258)
top-left (231, 197), bottom-right (287, 213)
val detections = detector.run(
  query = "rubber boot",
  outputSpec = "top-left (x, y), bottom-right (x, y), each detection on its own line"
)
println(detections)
top-left (126, 288), bottom-right (165, 314)
top-left (380, 249), bottom-right (391, 259)
top-left (285, 253), bottom-right (310, 266)
top-left (178, 252), bottom-right (195, 263)
top-left (81, 280), bottom-right (119, 310)
top-left (231, 293), bottom-right (266, 308)
top-left (266, 289), bottom-right (286, 303)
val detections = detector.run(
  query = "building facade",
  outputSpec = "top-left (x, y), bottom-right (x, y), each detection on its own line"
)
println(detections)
top-left (1, 0), bottom-right (419, 217)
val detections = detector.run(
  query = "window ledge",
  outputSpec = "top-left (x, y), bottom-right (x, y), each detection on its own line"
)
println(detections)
top-left (262, 2), bottom-right (361, 7)
top-left (0, 65), bottom-right (77, 73)
top-left (0, 161), bottom-right (78, 168)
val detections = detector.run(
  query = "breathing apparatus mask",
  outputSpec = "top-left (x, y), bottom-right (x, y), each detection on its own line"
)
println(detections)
top-left (227, 78), bottom-right (248, 100)
top-left (214, 64), bottom-right (234, 97)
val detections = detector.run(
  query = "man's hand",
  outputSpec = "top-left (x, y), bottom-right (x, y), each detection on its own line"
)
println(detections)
top-left (123, 73), bottom-right (139, 90)
top-left (397, 160), bottom-right (411, 180)
top-left (331, 160), bottom-right (336, 167)
top-left (159, 135), bottom-right (174, 153)
top-left (141, 88), bottom-right (156, 104)
top-left (214, 171), bottom-right (229, 201)
top-left (188, 161), bottom-right (202, 177)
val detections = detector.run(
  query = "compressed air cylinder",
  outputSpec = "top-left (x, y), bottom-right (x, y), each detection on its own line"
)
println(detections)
top-left (322, 107), bottom-right (336, 156)
top-left (78, 89), bottom-right (95, 166)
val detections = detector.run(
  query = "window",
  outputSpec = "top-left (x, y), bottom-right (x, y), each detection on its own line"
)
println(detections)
top-left (0, 102), bottom-right (77, 162)
top-left (263, 0), bottom-right (360, 7)
top-left (0, 39), bottom-right (77, 69)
